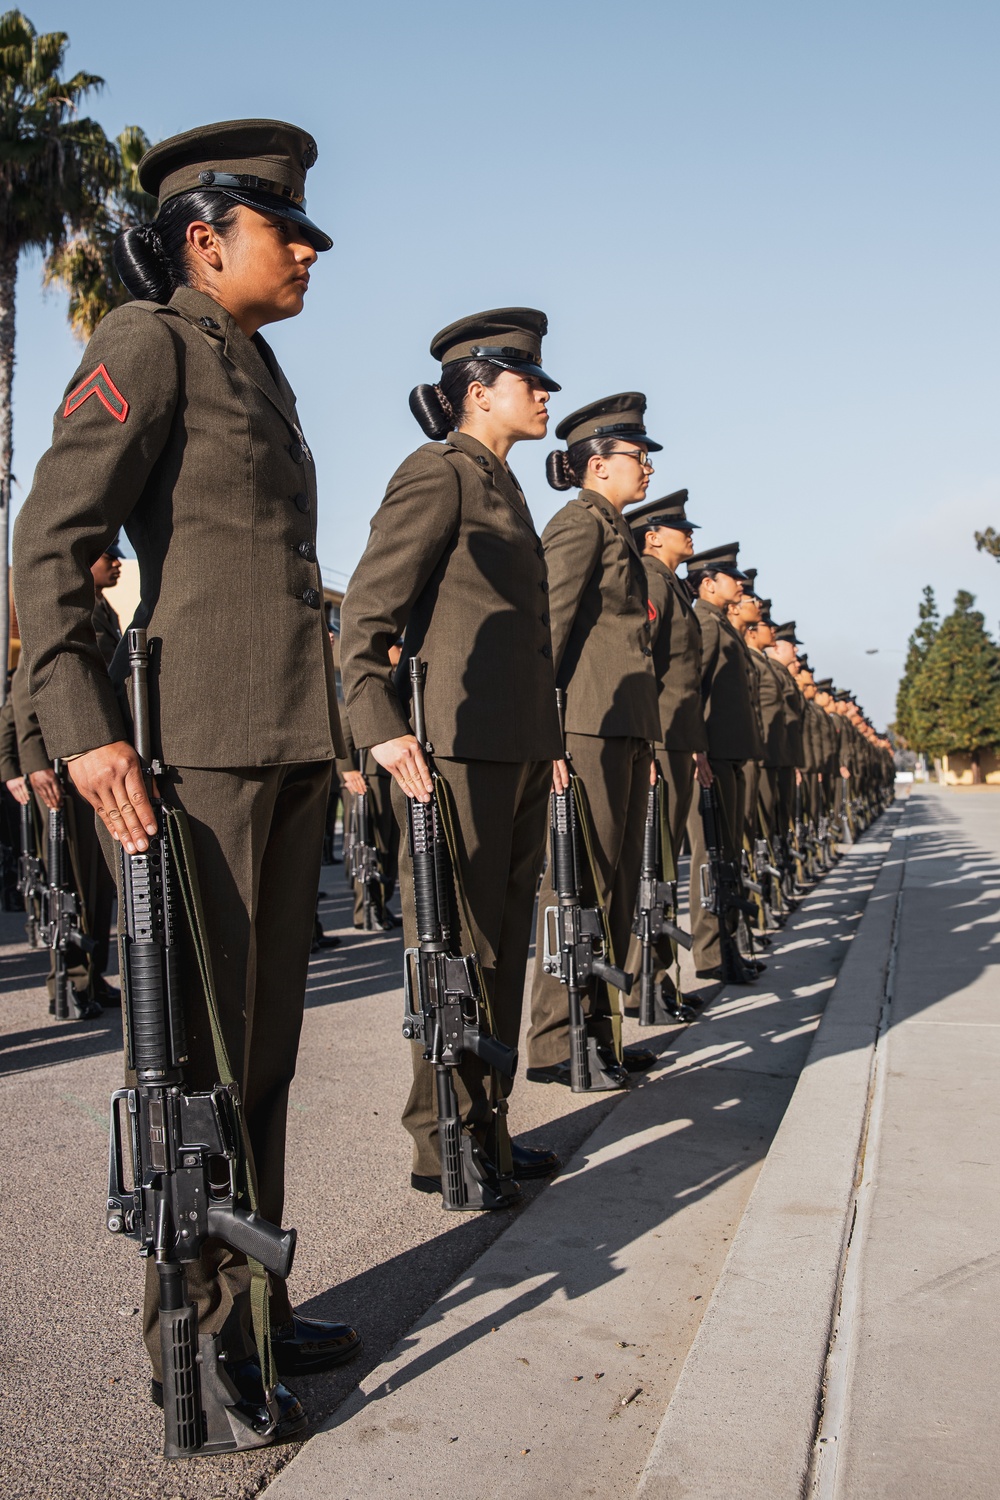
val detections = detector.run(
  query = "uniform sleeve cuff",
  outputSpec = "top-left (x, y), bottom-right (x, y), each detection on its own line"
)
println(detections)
top-left (29, 652), bottom-right (127, 759)
top-left (344, 678), bottom-right (411, 750)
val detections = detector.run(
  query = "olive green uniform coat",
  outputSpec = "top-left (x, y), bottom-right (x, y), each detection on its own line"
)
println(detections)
top-left (687, 599), bottom-right (762, 971)
top-left (341, 429), bottom-right (560, 1175)
top-left (750, 645), bottom-right (789, 843)
top-left (527, 490), bottom-right (659, 1068)
top-left (12, 285), bottom-right (341, 1374)
top-left (624, 555), bottom-right (707, 999)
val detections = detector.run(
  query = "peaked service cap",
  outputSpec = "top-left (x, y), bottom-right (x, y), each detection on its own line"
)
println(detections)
top-left (138, 118), bottom-right (332, 251)
top-left (429, 307), bottom-right (560, 391)
top-left (773, 620), bottom-right (802, 644)
top-left (686, 541), bottom-right (747, 581)
top-left (624, 488), bottom-right (699, 542)
top-left (555, 391), bottom-right (662, 452)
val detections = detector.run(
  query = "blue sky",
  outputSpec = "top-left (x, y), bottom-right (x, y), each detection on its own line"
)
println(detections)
top-left (11, 0), bottom-right (1000, 725)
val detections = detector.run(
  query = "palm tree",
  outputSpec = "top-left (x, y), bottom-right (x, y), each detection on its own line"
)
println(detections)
top-left (44, 125), bottom-right (157, 340)
top-left (0, 10), bottom-right (116, 695)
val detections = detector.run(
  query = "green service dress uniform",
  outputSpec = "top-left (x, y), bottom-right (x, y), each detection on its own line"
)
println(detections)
top-left (341, 429), bottom-right (561, 1176)
top-left (526, 488), bottom-right (659, 1068)
top-left (12, 283), bottom-right (343, 1376)
top-left (686, 598), bottom-right (763, 972)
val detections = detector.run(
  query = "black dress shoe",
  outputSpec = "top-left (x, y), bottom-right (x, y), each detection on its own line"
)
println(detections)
top-left (272, 1314), bottom-right (362, 1376)
top-left (509, 1141), bottom-right (561, 1178)
top-left (152, 1355), bottom-right (308, 1443)
top-left (409, 1169), bottom-right (522, 1208)
top-left (71, 990), bottom-right (103, 1020)
top-left (311, 933), bottom-right (341, 952)
top-left (525, 1051), bottom-right (628, 1091)
top-left (622, 1045), bottom-right (656, 1073)
top-left (525, 1061), bottom-right (574, 1086)
top-left (93, 978), bottom-right (121, 1007)
top-left (696, 963), bottom-right (762, 986)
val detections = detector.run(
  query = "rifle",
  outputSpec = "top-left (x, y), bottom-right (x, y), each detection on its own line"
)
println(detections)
top-left (753, 823), bottom-right (784, 928)
top-left (37, 761), bottom-right (92, 1020)
top-left (400, 657), bottom-right (518, 1210)
top-left (697, 784), bottom-right (758, 984)
top-left (633, 767), bottom-right (693, 1026)
top-left (541, 690), bottom-right (632, 1091)
top-left (346, 753), bottom-right (382, 931)
top-left (840, 773), bottom-right (855, 846)
top-left (18, 798), bottom-right (46, 946)
top-left (105, 628), bottom-right (296, 1459)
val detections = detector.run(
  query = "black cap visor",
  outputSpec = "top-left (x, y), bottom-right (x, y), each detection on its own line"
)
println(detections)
top-left (592, 424), bottom-right (663, 453)
top-left (217, 186), bottom-right (333, 252)
top-left (645, 517), bottom-right (699, 532)
top-left (451, 353), bottom-right (560, 392)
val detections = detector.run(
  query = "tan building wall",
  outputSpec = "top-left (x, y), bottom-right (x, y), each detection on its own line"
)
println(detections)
top-left (938, 751), bottom-right (1000, 786)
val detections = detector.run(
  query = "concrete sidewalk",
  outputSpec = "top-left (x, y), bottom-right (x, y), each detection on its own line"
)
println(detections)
top-left (639, 785), bottom-right (1000, 1499)
top-left (266, 820), bottom-right (897, 1500)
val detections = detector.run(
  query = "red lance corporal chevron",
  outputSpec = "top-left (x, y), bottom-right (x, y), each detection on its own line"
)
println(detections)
top-left (63, 363), bottom-right (129, 423)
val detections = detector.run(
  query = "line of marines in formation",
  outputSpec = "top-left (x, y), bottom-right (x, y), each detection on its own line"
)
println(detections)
top-left (0, 282), bottom-right (895, 1460)
top-left (329, 307), bottom-right (895, 1209)
top-left (1, 314), bottom-right (894, 1214)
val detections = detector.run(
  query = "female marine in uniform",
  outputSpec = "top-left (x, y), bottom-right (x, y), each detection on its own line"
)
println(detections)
top-left (340, 309), bottom-right (564, 1205)
top-left (13, 119), bottom-right (359, 1440)
top-left (525, 394), bottom-right (661, 1088)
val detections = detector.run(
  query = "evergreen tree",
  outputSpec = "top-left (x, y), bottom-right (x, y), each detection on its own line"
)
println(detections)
top-left (895, 584), bottom-right (938, 748)
top-left (907, 590), bottom-right (1000, 780)
top-left (0, 10), bottom-right (116, 689)
top-left (974, 526), bottom-right (1000, 561)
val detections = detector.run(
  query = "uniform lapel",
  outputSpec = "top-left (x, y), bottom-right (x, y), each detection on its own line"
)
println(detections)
top-left (167, 288), bottom-right (299, 430)
top-left (446, 432), bottom-right (541, 538)
top-left (579, 490), bottom-right (645, 564)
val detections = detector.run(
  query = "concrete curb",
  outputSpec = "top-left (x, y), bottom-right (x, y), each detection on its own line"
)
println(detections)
top-left (636, 810), bottom-right (907, 1499)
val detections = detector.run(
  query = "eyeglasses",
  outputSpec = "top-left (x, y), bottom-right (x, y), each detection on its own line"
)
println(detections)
top-left (607, 449), bottom-right (653, 470)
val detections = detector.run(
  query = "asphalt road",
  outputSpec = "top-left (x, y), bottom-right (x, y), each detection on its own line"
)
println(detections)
top-left (0, 831), bottom-right (884, 1500)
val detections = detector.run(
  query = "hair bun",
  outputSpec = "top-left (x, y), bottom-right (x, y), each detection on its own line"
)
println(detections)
top-left (545, 449), bottom-right (574, 491)
top-left (113, 223), bottom-right (175, 303)
top-left (408, 383), bottom-right (454, 440)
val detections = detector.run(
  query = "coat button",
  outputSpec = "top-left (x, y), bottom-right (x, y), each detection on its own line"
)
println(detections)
top-left (536, 544), bottom-right (544, 559)
top-left (289, 441), bottom-right (304, 463)
top-left (540, 644), bottom-right (551, 658)
top-left (292, 492), bottom-right (309, 513)
top-left (297, 541), bottom-right (316, 561)
top-left (198, 316), bottom-right (220, 330)
top-left (642, 647), bottom-right (652, 657)
top-left (301, 587), bottom-right (321, 609)
top-left (476, 455), bottom-right (489, 468)
top-left (540, 612), bottom-right (550, 627)
top-left (539, 579), bottom-right (548, 593)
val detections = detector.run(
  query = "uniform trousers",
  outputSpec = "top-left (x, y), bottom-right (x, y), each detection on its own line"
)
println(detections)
top-left (779, 767), bottom-right (798, 837)
top-left (623, 748), bottom-right (696, 1000)
top-left (352, 771), bottom-right (399, 926)
top-left (527, 734), bottom-right (652, 1068)
top-left (394, 757), bottom-right (551, 1177)
top-left (758, 765), bottom-right (781, 844)
top-left (686, 758), bottom-right (745, 972)
top-left (743, 758), bottom-right (761, 847)
top-left (102, 760), bottom-right (332, 1378)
